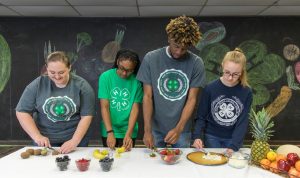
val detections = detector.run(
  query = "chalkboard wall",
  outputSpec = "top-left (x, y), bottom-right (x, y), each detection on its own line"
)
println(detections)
top-left (0, 17), bottom-right (300, 144)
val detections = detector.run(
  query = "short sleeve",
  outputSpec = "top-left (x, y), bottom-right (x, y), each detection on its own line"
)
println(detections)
top-left (98, 72), bottom-right (110, 99)
top-left (134, 81), bottom-right (143, 103)
top-left (136, 53), bottom-right (152, 85)
top-left (190, 56), bottom-right (206, 88)
top-left (80, 80), bottom-right (95, 116)
top-left (15, 78), bottom-right (39, 113)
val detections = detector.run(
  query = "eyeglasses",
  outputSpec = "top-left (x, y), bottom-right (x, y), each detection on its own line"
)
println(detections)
top-left (118, 65), bottom-right (135, 74)
top-left (222, 71), bottom-right (241, 79)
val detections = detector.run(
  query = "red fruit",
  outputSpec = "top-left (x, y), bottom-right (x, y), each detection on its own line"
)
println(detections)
top-left (277, 159), bottom-right (292, 172)
top-left (287, 153), bottom-right (300, 166)
top-left (164, 154), bottom-right (174, 163)
top-left (160, 150), bottom-right (167, 155)
top-left (174, 149), bottom-right (181, 155)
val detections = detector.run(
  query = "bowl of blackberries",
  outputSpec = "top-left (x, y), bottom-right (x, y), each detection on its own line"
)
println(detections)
top-left (55, 155), bottom-right (70, 171)
top-left (75, 158), bottom-right (91, 171)
top-left (99, 156), bottom-right (114, 172)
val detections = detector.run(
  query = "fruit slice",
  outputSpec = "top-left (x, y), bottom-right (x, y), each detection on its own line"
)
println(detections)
top-left (0, 34), bottom-right (11, 93)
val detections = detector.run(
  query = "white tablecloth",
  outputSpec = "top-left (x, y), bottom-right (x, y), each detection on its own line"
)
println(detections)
top-left (0, 147), bottom-right (282, 178)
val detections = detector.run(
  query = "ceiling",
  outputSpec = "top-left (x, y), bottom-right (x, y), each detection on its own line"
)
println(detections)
top-left (0, 0), bottom-right (300, 17)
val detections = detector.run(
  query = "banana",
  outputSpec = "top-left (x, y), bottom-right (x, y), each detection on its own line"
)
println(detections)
top-left (93, 149), bottom-right (106, 160)
top-left (116, 147), bottom-right (125, 154)
top-left (0, 34), bottom-right (11, 93)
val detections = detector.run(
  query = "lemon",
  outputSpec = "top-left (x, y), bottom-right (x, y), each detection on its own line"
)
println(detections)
top-left (267, 150), bottom-right (277, 161)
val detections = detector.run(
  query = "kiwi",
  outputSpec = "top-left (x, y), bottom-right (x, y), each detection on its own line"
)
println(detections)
top-left (21, 152), bottom-right (30, 159)
top-left (52, 150), bottom-right (60, 155)
top-left (26, 149), bottom-right (34, 155)
top-left (34, 149), bottom-right (42, 155)
top-left (41, 149), bottom-right (48, 156)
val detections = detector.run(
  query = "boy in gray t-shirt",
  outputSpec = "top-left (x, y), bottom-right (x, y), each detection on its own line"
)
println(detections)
top-left (137, 16), bottom-right (206, 148)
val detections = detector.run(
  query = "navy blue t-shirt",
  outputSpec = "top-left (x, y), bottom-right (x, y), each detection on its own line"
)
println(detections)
top-left (192, 79), bottom-right (252, 151)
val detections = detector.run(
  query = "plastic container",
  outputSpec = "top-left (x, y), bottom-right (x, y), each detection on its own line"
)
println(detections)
top-left (55, 155), bottom-right (71, 171)
top-left (99, 157), bottom-right (114, 172)
top-left (75, 158), bottom-right (91, 171)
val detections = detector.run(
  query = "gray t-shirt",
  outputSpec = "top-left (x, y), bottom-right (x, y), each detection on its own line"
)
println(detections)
top-left (137, 47), bottom-right (206, 133)
top-left (16, 74), bottom-right (95, 143)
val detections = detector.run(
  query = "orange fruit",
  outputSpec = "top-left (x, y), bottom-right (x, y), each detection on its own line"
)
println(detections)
top-left (295, 160), bottom-right (300, 172)
top-left (260, 159), bottom-right (271, 169)
top-left (267, 151), bottom-right (277, 162)
top-left (288, 167), bottom-right (300, 178)
top-left (270, 161), bottom-right (279, 173)
top-left (276, 154), bottom-right (286, 162)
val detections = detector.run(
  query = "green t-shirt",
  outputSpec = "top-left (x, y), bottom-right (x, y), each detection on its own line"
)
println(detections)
top-left (98, 68), bottom-right (143, 138)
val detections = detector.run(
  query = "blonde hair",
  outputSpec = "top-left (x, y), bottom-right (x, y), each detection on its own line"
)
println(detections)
top-left (46, 51), bottom-right (70, 68)
top-left (222, 48), bottom-right (250, 87)
top-left (165, 15), bottom-right (202, 47)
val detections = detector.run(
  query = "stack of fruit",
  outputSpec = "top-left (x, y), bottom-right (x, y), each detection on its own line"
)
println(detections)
top-left (93, 149), bottom-right (109, 160)
top-left (259, 150), bottom-right (300, 178)
top-left (250, 108), bottom-right (300, 177)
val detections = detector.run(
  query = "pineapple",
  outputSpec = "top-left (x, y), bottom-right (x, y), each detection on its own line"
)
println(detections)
top-left (250, 108), bottom-right (274, 164)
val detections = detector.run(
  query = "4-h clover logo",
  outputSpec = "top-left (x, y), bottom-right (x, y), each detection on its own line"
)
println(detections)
top-left (212, 96), bottom-right (242, 126)
top-left (110, 87), bottom-right (130, 111)
top-left (43, 96), bottom-right (76, 122)
top-left (219, 103), bottom-right (235, 118)
top-left (157, 69), bottom-right (189, 101)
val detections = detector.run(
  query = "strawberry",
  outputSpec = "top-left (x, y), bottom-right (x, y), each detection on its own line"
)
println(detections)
top-left (160, 150), bottom-right (167, 155)
top-left (174, 149), bottom-right (181, 155)
top-left (164, 154), bottom-right (174, 163)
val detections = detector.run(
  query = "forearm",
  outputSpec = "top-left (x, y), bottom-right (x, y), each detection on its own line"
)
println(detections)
top-left (143, 94), bottom-right (153, 133)
top-left (176, 98), bottom-right (197, 132)
top-left (16, 111), bottom-right (42, 140)
top-left (176, 88), bottom-right (199, 132)
top-left (71, 115), bottom-right (92, 145)
top-left (126, 103), bottom-right (139, 137)
top-left (100, 100), bottom-right (113, 131)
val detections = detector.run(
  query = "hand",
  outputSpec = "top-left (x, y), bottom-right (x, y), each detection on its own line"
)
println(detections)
top-left (192, 139), bottom-right (204, 149)
top-left (107, 133), bottom-right (116, 149)
top-left (34, 134), bottom-right (51, 148)
top-left (225, 148), bottom-right (234, 157)
top-left (143, 132), bottom-right (154, 149)
top-left (59, 139), bottom-right (78, 154)
top-left (122, 135), bottom-right (133, 151)
top-left (164, 128), bottom-right (181, 145)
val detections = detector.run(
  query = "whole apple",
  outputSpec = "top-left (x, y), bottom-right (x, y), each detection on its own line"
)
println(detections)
top-left (277, 159), bottom-right (291, 172)
top-left (287, 153), bottom-right (300, 166)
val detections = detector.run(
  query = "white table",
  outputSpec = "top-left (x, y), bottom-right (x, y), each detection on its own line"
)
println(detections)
top-left (0, 147), bottom-right (282, 178)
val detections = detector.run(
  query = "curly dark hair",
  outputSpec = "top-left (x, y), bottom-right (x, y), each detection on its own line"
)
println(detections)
top-left (166, 15), bottom-right (202, 47)
top-left (112, 49), bottom-right (140, 75)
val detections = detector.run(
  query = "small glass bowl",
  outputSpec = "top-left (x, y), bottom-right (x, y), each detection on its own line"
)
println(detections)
top-left (158, 148), bottom-right (182, 165)
top-left (75, 158), bottom-right (91, 171)
top-left (55, 156), bottom-right (71, 171)
top-left (99, 157), bottom-right (114, 172)
top-left (228, 152), bottom-right (250, 169)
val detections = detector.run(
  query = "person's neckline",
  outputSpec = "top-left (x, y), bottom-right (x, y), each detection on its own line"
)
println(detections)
top-left (219, 77), bottom-right (240, 88)
top-left (165, 46), bottom-right (188, 61)
top-left (52, 74), bottom-right (71, 88)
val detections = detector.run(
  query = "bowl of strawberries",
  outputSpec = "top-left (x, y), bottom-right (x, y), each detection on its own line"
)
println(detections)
top-left (159, 148), bottom-right (182, 165)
